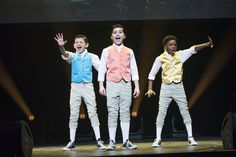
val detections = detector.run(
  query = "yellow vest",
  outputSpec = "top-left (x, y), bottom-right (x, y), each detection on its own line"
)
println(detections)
top-left (160, 51), bottom-right (183, 84)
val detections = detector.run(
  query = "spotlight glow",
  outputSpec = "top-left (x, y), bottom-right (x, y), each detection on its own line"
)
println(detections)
top-left (189, 25), bottom-right (236, 109)
top-left (0, 60), bottom-right (35, 120)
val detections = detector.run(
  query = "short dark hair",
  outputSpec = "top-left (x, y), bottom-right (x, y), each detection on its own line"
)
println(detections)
top-left (162, 35), bottom-right (177, 46)
top-left (111, 24), bottom-right (124, 34)
top-left (74, 34), bottom-right (89, 44)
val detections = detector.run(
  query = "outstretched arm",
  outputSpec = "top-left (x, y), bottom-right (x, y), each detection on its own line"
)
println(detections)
top-left (54, 33), bottom-right (69, 58)
top-left (194, 36), bottom-right (213, 52)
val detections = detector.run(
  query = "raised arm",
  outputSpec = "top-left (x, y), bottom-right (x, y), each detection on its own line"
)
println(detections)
top-left (194, 36), bottom-right (213, 52)
top-left (54, 33), bottom-right (69, 58)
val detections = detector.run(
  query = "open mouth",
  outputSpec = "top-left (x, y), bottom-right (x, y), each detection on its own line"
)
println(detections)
top-left (77, 46), bottom-right (82, 51)
top-left (115, 37), bottom-right (121, 42)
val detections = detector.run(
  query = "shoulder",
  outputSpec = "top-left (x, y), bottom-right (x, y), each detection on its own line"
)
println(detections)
top-left (66, 51), bottom-right (74, 54)
top-left (124, 46), bottom-right (132, 51)
top-left (123, 46), bottom-right (134, 55)
top-left (102, 46), bottom-right (110, 52)
top-left (87, 52), bottom-right (99, 59)
top-left (66, 51), bottom-right (75, 57)
top-left (87, 52), bottom-right (98, 57)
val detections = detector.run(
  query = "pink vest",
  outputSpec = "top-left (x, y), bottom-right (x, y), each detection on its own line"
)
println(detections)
top-left (107, 45), bottom-right (131, 82)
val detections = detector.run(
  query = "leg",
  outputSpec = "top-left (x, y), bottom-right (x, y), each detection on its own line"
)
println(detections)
top-left (63, 83), bottom-right (81, 151)
top-left (69, 83), bottom-right (82, 141)
top-left (82, 83), bottom-right (100, 138)
top-left (155, 83), bottom-right (172, 142)
top-left (119, 80), bottom-right (132, 144)
top-left (106, 81), bottom-right (119, 142)
top-left (172, 83), bottom-right (192, 137)
top-left (172, 83), bottom-right (197, 146)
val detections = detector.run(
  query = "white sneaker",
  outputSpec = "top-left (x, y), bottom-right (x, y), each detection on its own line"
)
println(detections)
top-left (152, 139), bottom-right (161, 148)
top-left (63, 141), bottom-right (76, 151)
top-left (122, 139), bottom-right (138, 150)
top-left (106, 140), bottom-right (116, 151)
top-left (188, 137), bottom-right (198, 146)
top-left (96, 138), bottom-right (106, 150)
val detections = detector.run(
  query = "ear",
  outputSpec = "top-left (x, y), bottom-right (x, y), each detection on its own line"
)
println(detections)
top-left (86, 43), bottom-right (89, 48)
top-left (124, 34), bottom-right (126, 39)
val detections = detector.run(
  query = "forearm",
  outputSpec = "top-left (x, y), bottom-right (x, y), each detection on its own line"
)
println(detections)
top-left (99, 81), bottom-right (104, 88)
top-left (59, 45), bottom-right (69, 58)
top-left (133, 80), bottom-right (140, 90)
top-left (194, 41), bottom-right (212, 52)
top-left (148, 80), bottom-right (154, 90)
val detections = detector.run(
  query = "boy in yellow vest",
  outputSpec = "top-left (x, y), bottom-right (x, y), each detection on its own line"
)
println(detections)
top-left (145, 35), bottom-right (213, 147)
top-left (98, 24), bottom-right (140, 150)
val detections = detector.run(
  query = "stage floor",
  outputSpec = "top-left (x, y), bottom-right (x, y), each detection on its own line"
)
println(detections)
top-left (32, 138), bottom-right (236, 157)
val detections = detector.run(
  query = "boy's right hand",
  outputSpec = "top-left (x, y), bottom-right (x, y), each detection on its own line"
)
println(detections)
top-left (145, 89), bottom-right (156, 98)
top-left (54, 33), bottom-right (67, 46)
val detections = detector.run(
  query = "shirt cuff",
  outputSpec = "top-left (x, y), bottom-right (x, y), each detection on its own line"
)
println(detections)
top-left (148, 75), bottom-right (155, 80)
top-left (132, 74), bottom-right (139, 81)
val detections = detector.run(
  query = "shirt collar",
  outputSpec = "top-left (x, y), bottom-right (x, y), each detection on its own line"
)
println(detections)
top-left (76, 49), bottom-right (88, 58)
top-left (164, 50), bottom-right (176, 58)
top-left (113, 43), bottom-right (124, 52)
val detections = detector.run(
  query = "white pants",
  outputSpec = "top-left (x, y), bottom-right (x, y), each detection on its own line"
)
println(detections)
top-left (106, 80), bottom-right (132, 128)
top-left (69, 82), bottom-right (100, 129)
top-left (156, 82), bottom-right (192, 127)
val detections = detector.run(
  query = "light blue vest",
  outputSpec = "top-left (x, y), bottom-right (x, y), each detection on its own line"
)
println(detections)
top-left (71, 53), bottom-right (92, 83)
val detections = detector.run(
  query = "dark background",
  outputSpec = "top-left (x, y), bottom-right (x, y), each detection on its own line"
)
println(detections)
top-left (0, 0), bottom-right (236, 145)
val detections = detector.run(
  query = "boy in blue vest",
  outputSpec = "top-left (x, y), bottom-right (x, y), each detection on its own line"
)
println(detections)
top-left (54, 33), bottom-right (106, 151)
top-left (145, 35), bottom-right (213, 148)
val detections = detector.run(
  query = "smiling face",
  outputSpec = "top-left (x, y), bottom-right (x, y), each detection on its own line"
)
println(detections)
top-left (73, 36), bottom-right (89, 53)
top-left (111, 26), bottom-right (126, 46)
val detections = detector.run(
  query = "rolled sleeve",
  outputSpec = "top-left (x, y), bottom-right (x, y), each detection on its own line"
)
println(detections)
top-left (62, 51), bottom-right (73, 63)
top-left (91, 53), bottom-right (100, 71)
top-left (130, 50), bottom-right (139, 81)
top-left (179, 46), bottom-right (196, 63)
top-left (98, 49), bottom-right (108, 81)
top-left (148, 57), bottom-right (161, 80)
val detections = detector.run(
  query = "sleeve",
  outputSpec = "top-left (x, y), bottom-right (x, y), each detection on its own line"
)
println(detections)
top-left (179, 46), bottom-right (196, 63)
top-left (98, 48), bottom-right (108, 81)
top-left (61, 51), bottom-right (73, 63)
top-left (130, 49), bottom-right (139, 81)
top-left (148, 56), bottom-right (161, 80)
top-left (91, 53), bottom-right (100, 71)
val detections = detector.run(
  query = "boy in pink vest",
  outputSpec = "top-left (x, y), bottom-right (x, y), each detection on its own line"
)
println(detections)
top-left (98, 24), bottom-right (140, 150)
top-left (145, 35), bottom-right (213, 148)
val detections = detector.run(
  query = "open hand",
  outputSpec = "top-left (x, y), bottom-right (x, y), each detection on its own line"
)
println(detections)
top-left (54, 33), bottom-right (67, 46)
